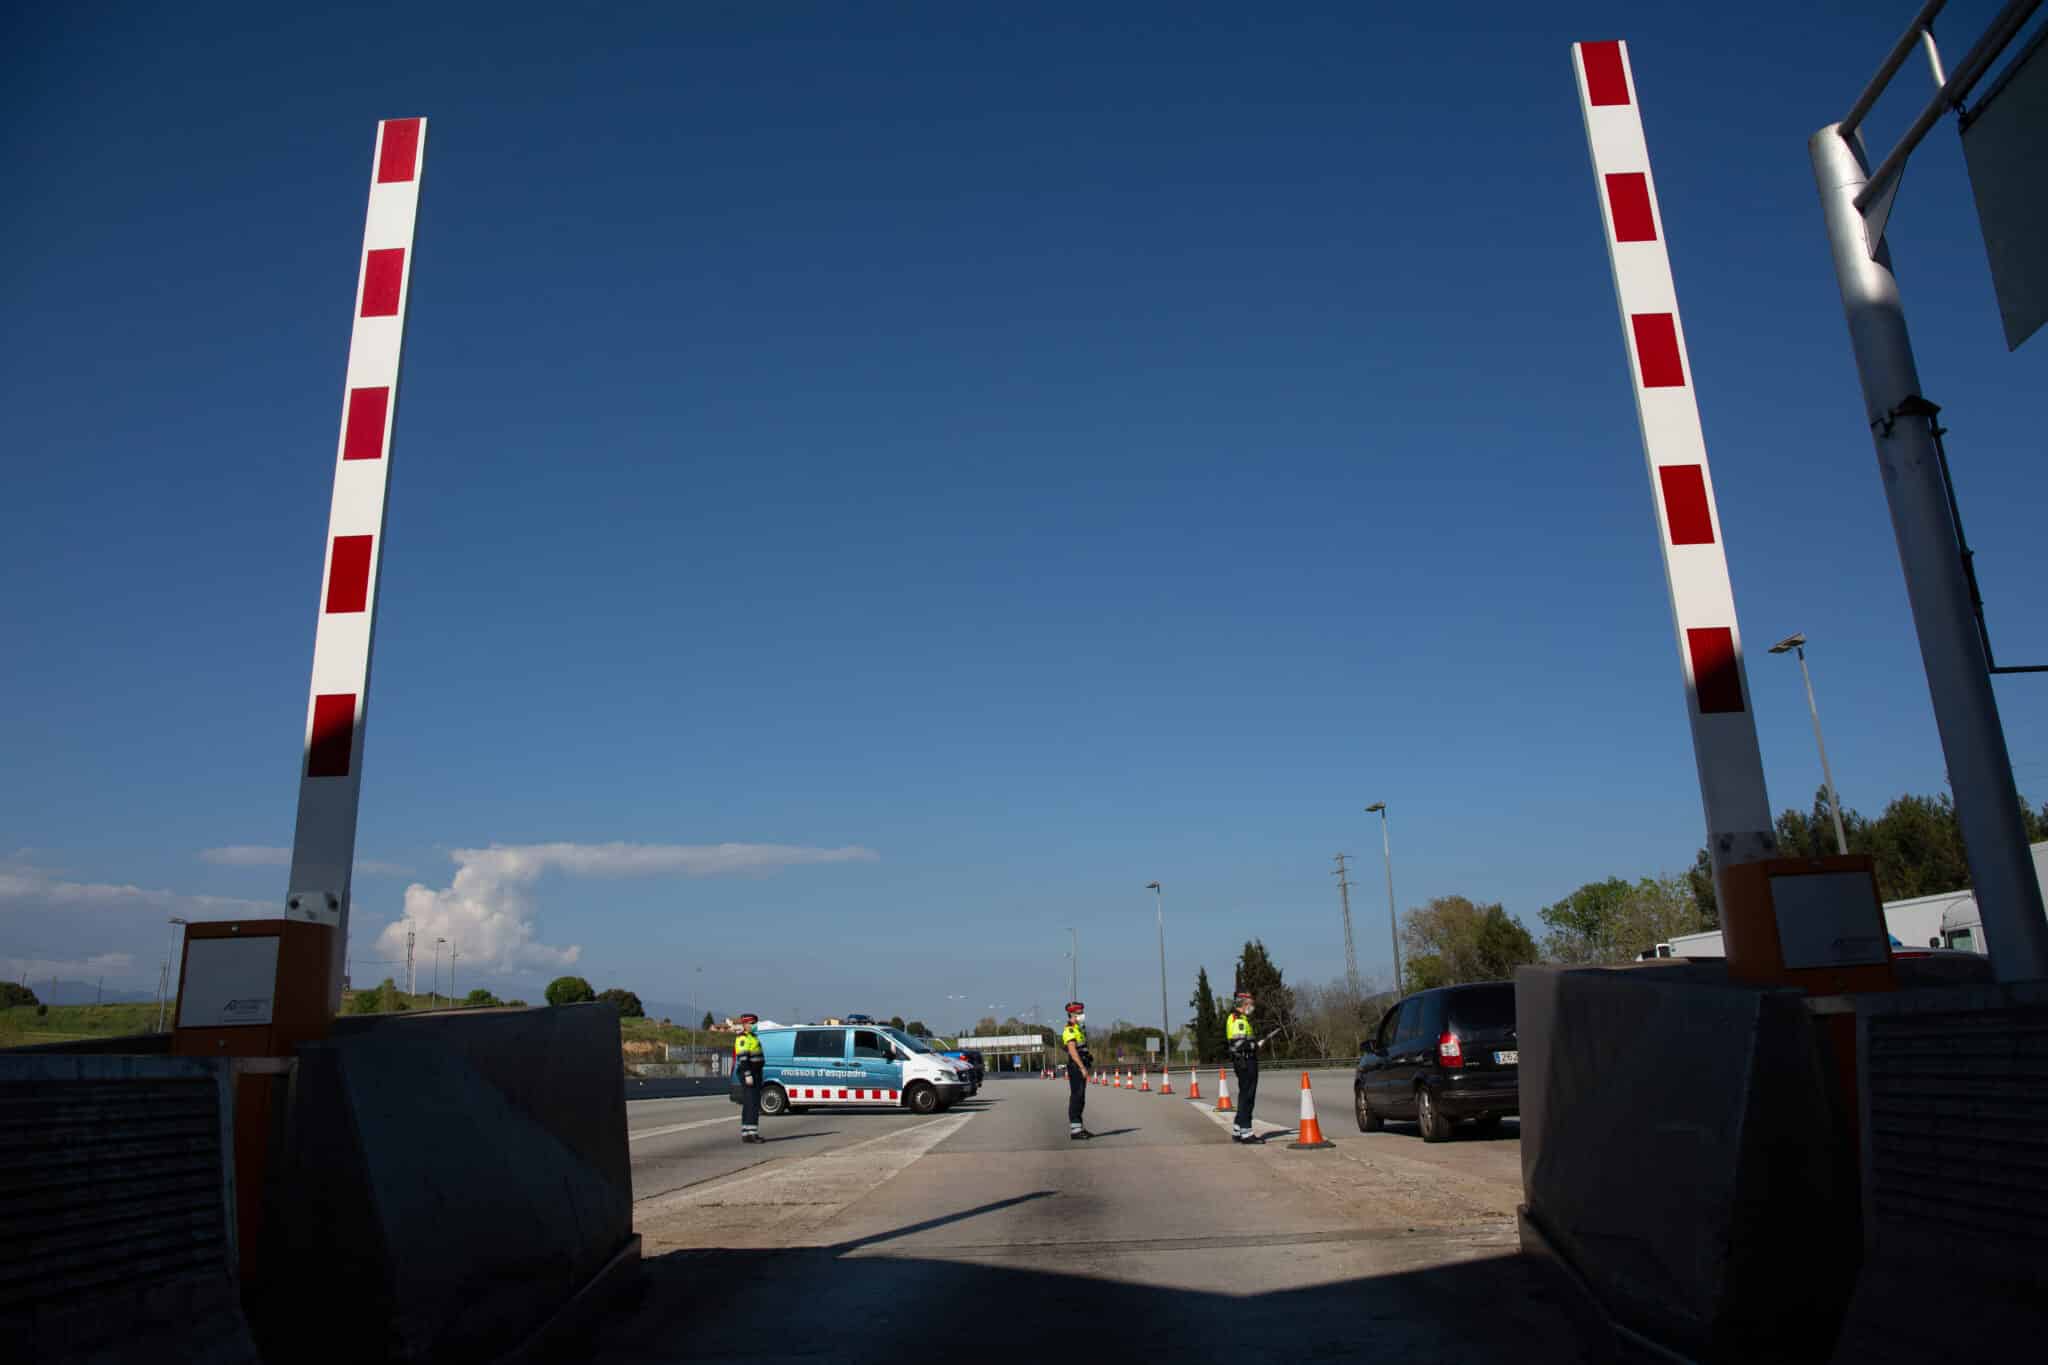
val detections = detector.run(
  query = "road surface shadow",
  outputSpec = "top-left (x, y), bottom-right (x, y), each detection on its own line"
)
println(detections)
top-left (1081, 1127), bottom-right (1142, 1138)
top-left (758, 1131), bottom-right (837, 1145)
top-left (591, 1195), bottom-right (1584, 1363)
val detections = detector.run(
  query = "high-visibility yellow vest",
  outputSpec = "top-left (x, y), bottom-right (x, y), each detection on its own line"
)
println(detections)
top-left (1227, 1013), bottom-right (1252, 1041)
top-left (1061, 1023), bottom-right (1087, 1048)
top-left (733, 1032), bottom-right (763, 1058)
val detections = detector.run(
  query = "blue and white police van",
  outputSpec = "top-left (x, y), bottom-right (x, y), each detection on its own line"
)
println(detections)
top-left (731, 1023), bottom-right (969, 1117)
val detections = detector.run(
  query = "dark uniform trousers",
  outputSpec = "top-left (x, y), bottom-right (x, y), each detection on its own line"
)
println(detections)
top-left (1067, 1054), bottom-right (1089, 1125)
top-left (1232, 1049), bottom-right (1258, 1131)
top-left (739, 1056), bottom-right (763, 1128)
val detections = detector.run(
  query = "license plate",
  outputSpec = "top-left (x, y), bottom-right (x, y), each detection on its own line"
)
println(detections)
top-left (1494, 1050), bottom-right (1518, 1065)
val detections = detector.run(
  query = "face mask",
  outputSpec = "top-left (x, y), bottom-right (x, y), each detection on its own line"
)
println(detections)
top-left (1073, 1014), bottom-right (1086, 1025)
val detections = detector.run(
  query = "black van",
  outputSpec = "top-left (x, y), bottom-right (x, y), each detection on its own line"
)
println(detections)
top-left (1354, 981), bottom-right (1518, 1142)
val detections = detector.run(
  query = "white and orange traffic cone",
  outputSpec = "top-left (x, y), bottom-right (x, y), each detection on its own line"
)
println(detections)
top-left (1288, 1072), bottom-right (1335, 1149)
top-left (1140, 1068), bottom-right (1151, 1092)
top-left (1121, 1070), bottom-right (1131, 1089)
top-left (1188, 1069), bottom-right (1201, 1099)
top-left (1215, 1068), bottom-right (1232, 1112)
top-left (1160, 1069), bottom-right (1173, 1095)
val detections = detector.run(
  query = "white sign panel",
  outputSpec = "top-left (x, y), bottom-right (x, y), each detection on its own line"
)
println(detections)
top-left (956, 1034), bottom-right (1043, 1048)
top-left (177, 935), bottom-right (280, 1028)
top-left (1771, 872), bottom-right (1889, 969)
top-left (1146, 1036), bottom-right (1163, 1053)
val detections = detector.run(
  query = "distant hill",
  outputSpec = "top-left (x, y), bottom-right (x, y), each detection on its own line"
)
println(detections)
top-left (18, 979), bottom-right (159, 1007)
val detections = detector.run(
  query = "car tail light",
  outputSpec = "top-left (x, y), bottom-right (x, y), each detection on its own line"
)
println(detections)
top-left (1438, 1032), bottom-right (1463, 1068)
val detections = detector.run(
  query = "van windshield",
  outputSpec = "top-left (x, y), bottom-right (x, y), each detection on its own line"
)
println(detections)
top-left (886, 1028), bottom-right (933, 1054)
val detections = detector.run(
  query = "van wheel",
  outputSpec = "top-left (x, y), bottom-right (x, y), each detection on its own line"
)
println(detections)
top-left (758, 1084), bottom-right (789, 1118)
top-left (1356, 1085), bottom-right (1382, 1133)
top-left (905, 1082), bottom-right (939, 1115)
top-left (1417, 1086), bottom-right (1451, 1143)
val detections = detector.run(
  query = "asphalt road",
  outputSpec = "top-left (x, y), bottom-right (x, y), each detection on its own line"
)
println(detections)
top-left (599, 1070), bottom-right (1580, 1363)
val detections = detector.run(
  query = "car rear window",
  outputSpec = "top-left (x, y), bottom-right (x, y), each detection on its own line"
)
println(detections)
top-left (1447, 985), bottom-right (1516, 1032)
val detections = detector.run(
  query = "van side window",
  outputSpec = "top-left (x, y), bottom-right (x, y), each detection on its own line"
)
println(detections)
top-left (794, 1029), bottom-right (842, 1059)
top-left (1393, 997), bottom-right (1421, 1041)
top-left (853, 1030), bottom-right (889, 1059)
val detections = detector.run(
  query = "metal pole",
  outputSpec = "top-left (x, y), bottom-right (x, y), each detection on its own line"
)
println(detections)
top-left (1149, 883), bottom-right (1168, 1072)
top-left (1795, 645), bottom-right (1851, 856)
top-left (1810, 125), bottom-right (2048, 983)
top-left (1370, 806), bottom-right (1403, 994)
top-left (1067, 927), bottom-right (1078, 1002)
top-left (433, 937), bottom-right (444, 1008)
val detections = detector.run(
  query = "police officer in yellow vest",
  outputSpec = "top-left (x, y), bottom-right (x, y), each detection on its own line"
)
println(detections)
top-left (1061, 1001), bottom-right (1095, 1140)
top-left (733, 1013), bottom-right (765, 1144)
top-left (1227, 991), bottom-right (1267, 1143)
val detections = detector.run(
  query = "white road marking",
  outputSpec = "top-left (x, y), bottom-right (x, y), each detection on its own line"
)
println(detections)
top-left (629, 1116), bottom-right (733, 1142)
top-left (1191, 1100), bottom-right (1293, 1139)
top-left (635, 1113), bottom-right (970, 1213)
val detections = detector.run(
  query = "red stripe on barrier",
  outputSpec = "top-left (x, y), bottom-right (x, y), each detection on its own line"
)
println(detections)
top-left (341, 386), bottom-right (389, 461)
top-left (838, 1089), bottom-right (848, 1099)
top-left (1686, 627), bottom-right (1745, 713)
top-left (325, 535), bottom-right (373, 613)
top-left (1631, 313), bottom-right (1685, 388)
top-left (307, 693), bottom-right (356, 777)
top-left (360, 249), bottom-right (405, 317)
top-left (1581, 41), bottom-right (1629, 106)
top-left (1658, 466), bottom-right (1714, 545)
top-left (377, 118), bottom-right (422, 183)
top-left (1605, 172), bottom-right (1656, 242)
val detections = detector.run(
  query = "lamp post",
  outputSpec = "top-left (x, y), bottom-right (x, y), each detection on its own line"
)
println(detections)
top-left (157, 916), bottom-right (189, 1032)
top-left (1769, 633), bottom-right (1849, 856)
top-left (1064, 928), bottom-right (1078, 1003)
top-left (433, 937), bottom-right (445, 1009)
top-left (1365, 804), bottom-right (1403, 995)
top-left (1146, 881), bottom-right (1168, 1071)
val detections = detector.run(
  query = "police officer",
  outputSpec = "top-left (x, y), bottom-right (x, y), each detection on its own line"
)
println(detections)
top-left (1226, 990), bottom-right (1267, 1143)
top-left (1061, 1001), bottom-right (1095, 1140)
top-left (733, 1012), bottom-right (765, 1144)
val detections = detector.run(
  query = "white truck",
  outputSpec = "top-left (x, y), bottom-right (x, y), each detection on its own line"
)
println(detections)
top-left (1635, 840), bottom-right (2047, 960)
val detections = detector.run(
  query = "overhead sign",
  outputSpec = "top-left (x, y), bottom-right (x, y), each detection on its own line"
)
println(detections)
top-left (956, 1034), bottom-right (1042, 1048)
top-left (1962, 24), bottom-right (2048, 349)
top-left (1146, 1036), bottom-right (1163, 1053)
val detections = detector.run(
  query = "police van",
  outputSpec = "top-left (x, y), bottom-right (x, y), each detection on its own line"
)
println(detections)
top-left (730, 1023), bottom-right (969, 1117)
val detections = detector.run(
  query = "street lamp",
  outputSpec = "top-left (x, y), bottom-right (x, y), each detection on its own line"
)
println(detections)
top-left (1064, 928), bottom-right (1078, 1003)
top-left (1365, 804), bottom-right (1403, 995)
top-left (1145, 882), bottom-right (1168, 1072)
top-left (157, 916), bottom-right (189, 1032)
top-left (434, 937), bottom-right (446, 1009)
top-left (1769, 633), bottom-right (1849, 856)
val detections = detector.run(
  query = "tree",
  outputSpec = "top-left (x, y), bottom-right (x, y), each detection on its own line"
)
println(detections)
top-left (1189, 966), bottom-right (1223, 1063)
top-left (1684, 847), bottom-right (1718, 927)
top-left (701, 1011), bottom-right (715, 1030)
top-left (464, 987), bottom-right (501, 1008)
top-left (545, 975), bottom-right (596, 1007)
top-left (1540, 875), bottom-right (1703, 964)
top-left (1232, 940), bottom-right (1299, 1057)
top-left (1294, 977), bottom-right (1390, 1059)
top-left (597, 987), bottom-right (645, 1018)
top-left (906, 1020), bottom-right (929, 1036)
top-left (0, 982), bottom-right (38, 1009)
top-left (507, 999), bottom-right (529, 1009)
top-left (887, 1015), bottom-right (906, 1030)
top-left (1402, 896), bottom-right (1538, 988)
top-left (374, 977), bottom-right (409, 1013)
top-left (972, 1015), bottom-right (999, 1037)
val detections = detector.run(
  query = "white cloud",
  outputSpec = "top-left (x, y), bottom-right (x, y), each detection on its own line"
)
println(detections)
top-left (3, 951), bottom-right (136, 980)
top-left (378, 841), bottom-right (879, 978)
top-left (200, 845), bottom-right (291, 867)
top-left (0, 866), bottom-right (269, 917)
top-left (200, 846), bottom-right (411, 877)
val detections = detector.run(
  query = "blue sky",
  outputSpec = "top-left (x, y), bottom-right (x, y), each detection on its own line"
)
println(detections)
top-left (5, 3), bottom-right (2043, 1031)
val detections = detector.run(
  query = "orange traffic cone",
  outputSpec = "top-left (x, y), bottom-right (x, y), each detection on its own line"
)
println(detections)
top-left (1121, 1070), bottom-right (1131, 1089)
top-left (1160, 1069), bottom-right (1174, 1095)
top-left (1288, 1072), bottom-right (1334, 1149)
top-left (1140, 1068), bottom-right (1151, 1092)
top-left (1215, 1068), bottom-right (1233, 1112)
top-left (1188, 1069), bottom-right (1201, 1099)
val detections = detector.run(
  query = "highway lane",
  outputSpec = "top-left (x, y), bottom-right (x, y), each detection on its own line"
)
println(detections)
top-left (627, 1088), bottom-right (997, 1203)
top-left (601, 1073), bottom-right (1576, 1363)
